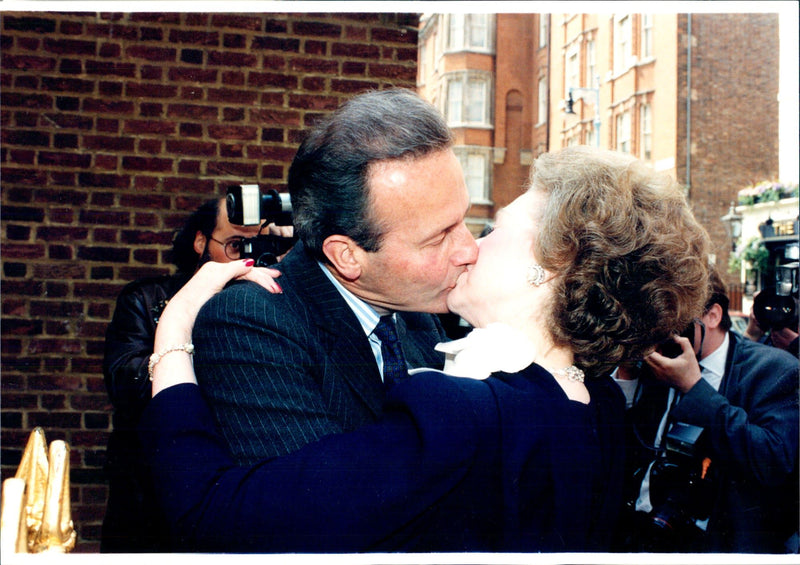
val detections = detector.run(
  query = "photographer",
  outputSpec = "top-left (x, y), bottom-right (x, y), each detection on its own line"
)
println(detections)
top-left (102, 195), bottom-right (288, 552)
top-left (745, 288), bottom-right (799, 359)
top-left (613, 268), bottom-right (799, 553)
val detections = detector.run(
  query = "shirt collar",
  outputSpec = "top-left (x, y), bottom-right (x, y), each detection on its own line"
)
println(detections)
top-left (699, 331), bottom-right (729, 391)
top-left (317, 261), bottom-right (384, 336)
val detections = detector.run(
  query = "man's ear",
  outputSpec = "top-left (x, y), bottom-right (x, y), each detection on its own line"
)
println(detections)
top-left (704, 303), bottom-right (724, 330)
top-left (322, 235), bottom-right (363, 281)
top-left (193, 231), bottom-right (207, 256)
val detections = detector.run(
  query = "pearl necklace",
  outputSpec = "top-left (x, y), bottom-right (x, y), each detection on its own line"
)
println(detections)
top-left (550, 365), bottom-right (585, 383)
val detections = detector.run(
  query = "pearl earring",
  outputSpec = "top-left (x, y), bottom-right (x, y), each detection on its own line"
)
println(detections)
top-left (526, 263), bottom-right (546, 286)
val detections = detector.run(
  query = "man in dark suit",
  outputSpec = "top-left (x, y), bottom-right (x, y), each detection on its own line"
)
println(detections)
top-left (192, 89), bottom-right (479, 464)
top-left (613, 268), bottom-right (799, 553)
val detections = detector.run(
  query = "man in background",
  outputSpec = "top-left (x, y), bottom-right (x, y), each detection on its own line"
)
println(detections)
top-left (613, 268), bottom-right (799, 553)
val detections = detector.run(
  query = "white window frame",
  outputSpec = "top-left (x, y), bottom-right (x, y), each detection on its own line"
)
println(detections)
top-left (539, 15), bottom-right (548, 48)
top-left (640, 103), bottom-right (652, 160)
top-left (537, 76), bottom-right (548, 126)
top-left (586, 39), bottom-right (597, 86)
top-left (616, 111), bottom-right (631, 153)
top-left (445, 14), bottom-right (495, 54)
top-left (614, 14), bottom-right (633, 73)
top-left (641, 14), bottom-right (653, 59)
top-left (447, 80), bottom-right (463, 123)
top-left (454, 146), bottom-right (492, 203)
top-left (443, 71), bottom-right (493, 127)
top-left (565, 45), bottom-right (580, 97)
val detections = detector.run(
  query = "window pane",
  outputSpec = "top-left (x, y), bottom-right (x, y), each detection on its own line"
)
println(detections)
top-left (468, 14), bottom-right (488, 49)
top-left (539, 16), bottom-right (548, 47)
top-left (466, 80), bottom-right (486, 122)
top-left (615, 15), bottom-right (632, 71)
top-left (538, 77), bottom-right (548, 124)
top-left (465, 153), bottom-right (487, 200)
top-left (641, 14), bottom-right (653, 58)
top-left (447, 80), bottom-right (463, 122)
top-left (586, 40), bottom-right (596, 84)
top-left (640, 104), bottom-right (652, 160)
top-left (448, 14), bottom-right (464, 50)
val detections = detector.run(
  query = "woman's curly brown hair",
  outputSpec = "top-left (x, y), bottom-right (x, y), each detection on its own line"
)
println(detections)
top-left (530, 146), bottom-right (711, 377)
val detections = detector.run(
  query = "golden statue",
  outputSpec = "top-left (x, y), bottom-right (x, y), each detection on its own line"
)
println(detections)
top-left (1, 428), bottom-right (76, 555)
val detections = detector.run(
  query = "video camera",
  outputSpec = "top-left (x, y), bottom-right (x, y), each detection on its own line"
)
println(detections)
top-left (225, 184), bottom-right (296, 266)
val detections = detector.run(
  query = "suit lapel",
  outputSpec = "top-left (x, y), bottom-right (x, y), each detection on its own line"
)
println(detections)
top-left (280, 243), bottom-right (385, 418)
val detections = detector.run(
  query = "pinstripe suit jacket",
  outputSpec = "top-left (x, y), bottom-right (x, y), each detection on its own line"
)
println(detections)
top-left (192, 242), bottom-right (448, 465)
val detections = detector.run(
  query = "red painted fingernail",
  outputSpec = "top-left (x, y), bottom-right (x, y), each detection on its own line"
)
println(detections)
top-left (274, 282), bottom-right (282, 293)
top-left (243, 259), bottom-right (255, 267)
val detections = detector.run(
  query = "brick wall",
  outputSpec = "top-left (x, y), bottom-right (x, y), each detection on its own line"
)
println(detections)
top-left (0, 10), bottom-right (419, 552)
top-left (675, 13), bottom-right (780, 270)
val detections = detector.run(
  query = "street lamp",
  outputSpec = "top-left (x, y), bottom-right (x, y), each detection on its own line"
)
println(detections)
top-left (565, 75), bottom-right (601, 147)
top-left (720, 201), bottom-right (743, 251)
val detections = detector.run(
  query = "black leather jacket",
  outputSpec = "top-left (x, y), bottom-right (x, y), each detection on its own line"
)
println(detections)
top-left (104, 272), bottom-right (191, 428)
top-left (102, 272), bottom-right (191, 552)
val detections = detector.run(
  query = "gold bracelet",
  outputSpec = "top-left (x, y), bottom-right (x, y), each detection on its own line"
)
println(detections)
top-left (148, 343), bottom-right (194, 381)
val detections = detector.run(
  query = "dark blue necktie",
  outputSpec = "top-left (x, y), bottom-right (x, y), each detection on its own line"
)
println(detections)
top-left (373, 315), bottom-right (408, 388)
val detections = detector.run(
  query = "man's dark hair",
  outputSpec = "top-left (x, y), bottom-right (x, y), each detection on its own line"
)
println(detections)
top-left (706, 267), bottom-right (732, 331)
top-left (170, 198), bottom-right (220, 274)
top-left (288, 88), bottom-right (453, 263)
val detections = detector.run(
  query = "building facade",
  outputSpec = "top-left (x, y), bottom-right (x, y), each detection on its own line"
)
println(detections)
top-left (418, 13), bottom-right (548, 235)
top-left (418, 12), bottom-right (782, 286)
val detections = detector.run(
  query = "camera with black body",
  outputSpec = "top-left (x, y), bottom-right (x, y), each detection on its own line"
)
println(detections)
top-left (644, 421), bottom-right (713, 551)
top-left (754, 261), bottom-right (799, 332)
top-left (656, 320), bottom-right (697, 358)
top-left (225, 184), bottom-right (296, 266)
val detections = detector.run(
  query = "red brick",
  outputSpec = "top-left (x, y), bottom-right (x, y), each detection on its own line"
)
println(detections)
top-left (294, 21), bottom-right (342, 38)
top-left (289, 57), bottom-right (338, 74)
top-left (304, 40), bottom-right (327, 56)
top-left (207, 124), bottom-right (258, 141)
top-left (42, 37), bottom-right (96, 56)
top-left (249, 108), bottom-right (301, 127)
top-left (369, 62), bottom-right (416, 80)
top-left (124, 82), bottom-right (178, 99)
top-left (248, 71), bottom-right (297, 89)
top-left (0, 243), bottom-right (46, 260)
top-left (252, 35), bottom-right (300, 53)
top-left (125, 44), bottom-right (176, 61)
top-left (332, 42), bottom-right (380, 59)
top-left (168, 67), bottom-right (218, 83)
top-left (85, 60), bottom-right (136, 77)
top-left (287, 93), bottom-right (339, 111)
top-left (121, 155), bottom-right (173, 172)
top-left (3, 15), bottom-right (57, 33)
top-left (207, 88), bottom-right (257, 105)
top-left (138, 138), bottom-right (163, 154)
top-left (167, 103), bottom-right (218, 120)
top-left (40, 76), bottom-right (95, 94)
top-left (169, 29), bottom-right (219, 45)
top-left (210, 14), bottom-right (263, 30)
top-left (207, 160), bottom-right (257, 178)
top-left (2, 92), bottom-right (54, 109)
top-left (2, 54), bottom-right (57, 72)
top-left (36, 226), bottom-right (89, 241)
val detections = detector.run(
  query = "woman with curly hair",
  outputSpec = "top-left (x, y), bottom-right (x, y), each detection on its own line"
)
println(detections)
top-left (140, 146), bottom-right (710, 553)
